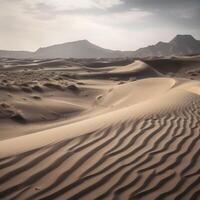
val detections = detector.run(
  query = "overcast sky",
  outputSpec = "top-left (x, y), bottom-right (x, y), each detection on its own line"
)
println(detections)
top-left (0, 0), bottom-right (200, 51)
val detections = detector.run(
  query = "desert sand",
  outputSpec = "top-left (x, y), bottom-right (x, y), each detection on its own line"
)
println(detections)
top-left (1, 57), bottom-right (200, 199)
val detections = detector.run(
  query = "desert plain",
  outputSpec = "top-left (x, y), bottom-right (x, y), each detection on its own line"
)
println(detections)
top-left (1, 55), bottom-right (200, 199)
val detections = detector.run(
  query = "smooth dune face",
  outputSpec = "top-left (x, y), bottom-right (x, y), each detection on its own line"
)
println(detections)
top-left (98, 77), bottom-right (175, 108)
top-left (1, 71), bottom-right (200, 200)
top-left (110, 60), bottom-right (148, 73)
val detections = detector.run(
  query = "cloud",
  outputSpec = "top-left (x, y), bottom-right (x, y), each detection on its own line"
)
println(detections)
top-left (27, 0), bottom-right (123, 11)
top-left (0, 0), bottom-right (199, 51)
top-left (122, 0), bottom-right (200, 10)
top-left (120, 0), bottom-right (200, 22)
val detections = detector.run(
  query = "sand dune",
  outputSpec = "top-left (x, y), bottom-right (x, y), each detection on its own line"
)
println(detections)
top-left (143, 56), bottom-right (200, 80)
top-left (78, 60), bottom-right (161, 80)
top-left (1, 61), bottom-right (200, 200)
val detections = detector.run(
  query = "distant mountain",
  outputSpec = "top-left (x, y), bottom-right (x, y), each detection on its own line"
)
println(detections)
top-left (33, 40), bottom-right (128, 58)
top-left (134, 35), bottom-right (200, 57)
top-left (0, 35), bottom-right (200, 59)
top-left (0, 50), bottom-right (32, 59)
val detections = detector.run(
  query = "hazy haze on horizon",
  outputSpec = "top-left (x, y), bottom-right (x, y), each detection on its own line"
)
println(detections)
top-left (0, 0), bottom-right (200, 51)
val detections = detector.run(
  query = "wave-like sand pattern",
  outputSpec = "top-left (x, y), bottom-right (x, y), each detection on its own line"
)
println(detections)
top-left (1, 78), bottom-right (200, 200)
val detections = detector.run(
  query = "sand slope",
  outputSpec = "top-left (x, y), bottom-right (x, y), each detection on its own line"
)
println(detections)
top-left (1, 76), bottom-right (200, 200)
top-left (79, 60), bottom-right (162, 80)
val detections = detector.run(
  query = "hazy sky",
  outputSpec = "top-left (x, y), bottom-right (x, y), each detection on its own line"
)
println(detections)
top-left (0, 0), bottom-right (200, 51)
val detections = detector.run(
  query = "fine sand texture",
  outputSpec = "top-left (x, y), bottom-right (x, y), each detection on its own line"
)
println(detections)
top-left (1, 58), bottom-right (200, 200)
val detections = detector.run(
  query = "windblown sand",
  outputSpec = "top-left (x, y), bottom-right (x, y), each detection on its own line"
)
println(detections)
top-left (0, 58), bottom-right (200, 200)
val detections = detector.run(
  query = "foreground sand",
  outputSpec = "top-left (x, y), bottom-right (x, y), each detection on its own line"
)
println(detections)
top-left (1, 58), bottom-right (200, 199)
